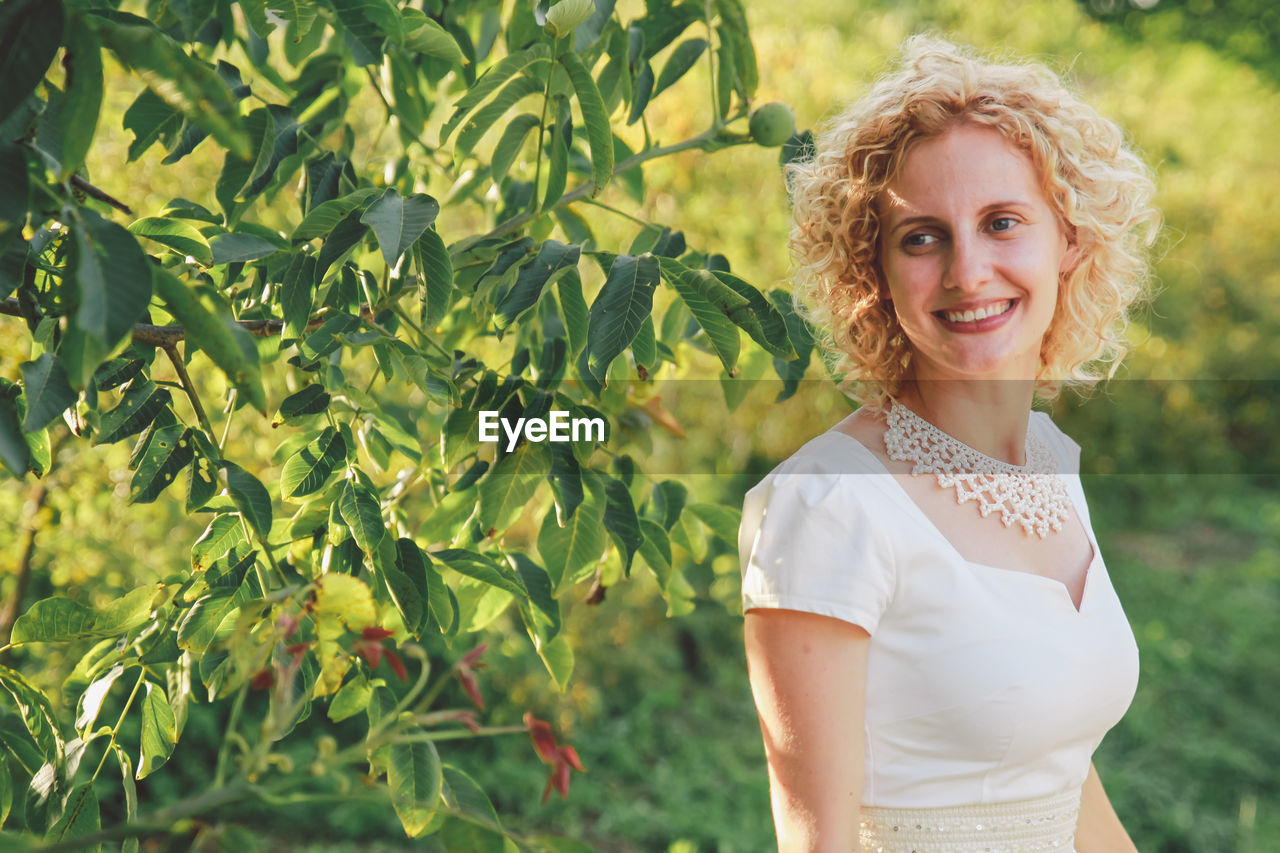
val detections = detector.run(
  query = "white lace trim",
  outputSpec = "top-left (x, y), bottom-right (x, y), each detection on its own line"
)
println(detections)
top-left (883, 402), bottom-right (1071, 539)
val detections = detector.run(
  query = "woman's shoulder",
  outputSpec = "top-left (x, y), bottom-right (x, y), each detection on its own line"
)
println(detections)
top-left (746, 415), bottom-right (896, 511)
top-left (758, 420), bottom-right (890, 480)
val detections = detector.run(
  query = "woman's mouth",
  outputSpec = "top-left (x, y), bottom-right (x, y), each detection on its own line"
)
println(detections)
top-left (933, 299), bottom-right (1017, 332)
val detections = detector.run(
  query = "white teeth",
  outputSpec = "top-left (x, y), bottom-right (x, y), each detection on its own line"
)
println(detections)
top-left (945, 300), bottom-right (1011, 323)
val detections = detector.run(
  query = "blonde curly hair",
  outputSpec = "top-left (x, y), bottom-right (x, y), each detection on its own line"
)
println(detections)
top-left (788, 35), bottom-right (1160, 409)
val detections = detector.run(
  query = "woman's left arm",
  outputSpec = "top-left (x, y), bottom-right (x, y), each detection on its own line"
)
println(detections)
top-left (1074, 761), bottom-right (1140, 853)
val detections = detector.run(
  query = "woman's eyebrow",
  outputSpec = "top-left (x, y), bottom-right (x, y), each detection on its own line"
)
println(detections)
top-left (884, 200), bottom-right (1036, 235)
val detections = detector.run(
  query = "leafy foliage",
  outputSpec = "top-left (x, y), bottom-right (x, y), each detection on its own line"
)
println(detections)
top-left (0, 0), bottom-right (796, 847)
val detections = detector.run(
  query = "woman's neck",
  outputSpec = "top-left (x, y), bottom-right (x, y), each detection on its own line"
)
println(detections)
top-left (893, 380), bottom-right (1037, 465)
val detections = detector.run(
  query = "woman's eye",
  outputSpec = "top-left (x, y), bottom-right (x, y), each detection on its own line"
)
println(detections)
top-left (990, 217), bottom-right (1018, 233)
top-left (903, 233), bottom-right (938, 248)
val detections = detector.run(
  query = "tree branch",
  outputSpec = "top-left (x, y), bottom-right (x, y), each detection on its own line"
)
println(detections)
top-left (455, 127), bottom-right (726, 254)
top-left (0, 299), bottom-right (382, 346)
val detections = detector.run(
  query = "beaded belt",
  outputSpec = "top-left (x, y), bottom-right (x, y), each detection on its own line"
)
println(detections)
top-left (858, 788), bottom-right (1081, 852)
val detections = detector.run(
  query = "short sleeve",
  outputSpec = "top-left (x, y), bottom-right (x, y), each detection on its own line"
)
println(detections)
top-left (738, 452), bottom-right (896, 634)
top-left (1032, 411), bottom-right (1081, 474)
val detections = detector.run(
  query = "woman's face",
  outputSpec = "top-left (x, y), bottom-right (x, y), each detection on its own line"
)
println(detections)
top-left (877, 122), bottom-right (1075, 383)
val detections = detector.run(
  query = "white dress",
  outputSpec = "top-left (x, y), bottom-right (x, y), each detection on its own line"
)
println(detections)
top-left (739, 412), bottom-right (1139, 850)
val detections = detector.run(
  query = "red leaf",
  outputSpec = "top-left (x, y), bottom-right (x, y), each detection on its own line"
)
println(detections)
top-left (384, 648), bottom-right (408, 682)
top-left (524, 712), bottom-right (558, 763)
top-left (457, 668), bottom-right (485, 710)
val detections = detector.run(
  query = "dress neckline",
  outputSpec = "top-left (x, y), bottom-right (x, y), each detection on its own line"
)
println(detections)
top-left (817, 426), bottom-right (1098, 615)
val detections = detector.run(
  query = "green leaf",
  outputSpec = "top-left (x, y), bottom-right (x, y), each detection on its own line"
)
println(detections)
top-left (557, 268), bottom-right (589, 357)
top-left (712, 270), bottom-right (795, 358)
top-left (208, 231), bottom-right (282, 265)
top-left (401, 9), bottom-right (465, 63)
top-left (542, 95), bottom-right (570, 210)
top-left (222, 460), bottom-right (273, 537)
top-left (280, 426), bottom-right (344, 500)
top-left (328, 673), bottom-right (371, 722)
top-left (413, 228), bottom-right (454, 327)
top-left (388, 741), bottom-right (443, 838)
top-left (186, 454), bottom-right (218, 513)
top-left (653, 37), bottom-right (707, 98)
top-left (58, 17), bottom-right (104, 178)
top-left (0, 143), bottom-right (29, 245)
top-left (601, 474), bottom-right (641, 574)
top-left (0, 0), bottom-right (64, 126)
top-left (559, 52), bottom-right (613, 193)
top-left (277, 384), bottom-right (330, 422)
top-left (293, 187), bottom-right (380, 240)
top-left (0, 664), bottom-right (63, 762)
top-left (360, 188), bottom-right (440, 267)
top-left (536, 633), bottom-right (574, 692)
top-left (627, 58), bottom-right (653, 126)
top-left (426, 579), bottom-right (455, 638)
top-left (489, 113), bottom-right (540, 185)
top-left (637, 516), bottom-right (672, 583)
top-left (267, 0), bottom-right (318, 38)
top-left (441, 817), bottom-right (505, 853)
top-left (442, 44), bottom-right (551, 144)
top-left (495, 241), bottom-right (580, 330)
top-left (111, 746), bottom-right (138, 853)
top-left (280, 253), bottom-right (318, 341)
top-left (380, 558), bottom-right (425, 634)
top-left (338, 478), bottom-right (384, 551)
top-left (477, 442), bottom-right (551, 535)
top-left (434, 549), bottom-right (528, 598)
top-left (192, 515), bottom-right (249, 571)
top-left (175, 589), bottom-right (237, 653)
top-left (18, 354), bottom-right (75, 434)
top-left (0, 751), bottom-right (11, 828)
top-left (94, 379), bottom-right (170, 446)
top-left (686, 502), bottom-right (741, 544)
top-left (538, 492), bottom-right (605, 592)
top-left (455, 75), bottom-right (544, 162)
top-left (441, 765), bottom-right (502, 833)
top-left (329, 0), bottom-right (402, 63)
top-left (73, 210), bottom-right (154, 372)
top-left (585, 254), bottom-right (659, 382)
top-left (136, 682), bottom-right (177, 779)
top-left (45, 781), bottom-right (99, 850)
top-left (659, 258), bottom-right (740, 374)
top-left (122, 89), bottom-right (180, 161)
top-left (128, 217), bottom-right (212, 265)
top-left (11, 587), bottom-right (153, 646)
top-left (151, 268), bottom-right (265, 415)
top-left (128, 424), bottom-right (195, 504)
top-left (315, 210), bottom-right (368, 282)
top-left (89, 14), bottom-right (249, 159)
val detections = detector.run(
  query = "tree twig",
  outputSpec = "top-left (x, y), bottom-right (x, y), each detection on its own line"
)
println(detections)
top-left (70, 175), bottom-right (133, 215)
top-left (161, 342), bottom-right (215, 439)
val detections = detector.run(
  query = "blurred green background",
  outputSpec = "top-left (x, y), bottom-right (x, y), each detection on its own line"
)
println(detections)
top-left (4, 0), bottom-right (1279, 850)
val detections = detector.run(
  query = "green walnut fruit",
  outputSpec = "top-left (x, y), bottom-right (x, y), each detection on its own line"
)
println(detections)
top-left (749, 102), bottom-right (796, 147)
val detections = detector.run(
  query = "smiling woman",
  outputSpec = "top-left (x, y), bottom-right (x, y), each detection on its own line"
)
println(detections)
top-left (740, 36), bottom-right (1160, 853)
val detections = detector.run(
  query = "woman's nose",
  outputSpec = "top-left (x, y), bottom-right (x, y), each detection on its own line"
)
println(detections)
top-left (943, 234), bottom-right (993, 291)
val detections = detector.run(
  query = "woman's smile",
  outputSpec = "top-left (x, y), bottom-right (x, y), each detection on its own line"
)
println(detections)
top-left (934, 297), bottom-right (1017, 330)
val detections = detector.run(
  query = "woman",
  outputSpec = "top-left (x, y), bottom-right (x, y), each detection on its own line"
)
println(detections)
top-left (739, 36), bottom-right (1159, 852)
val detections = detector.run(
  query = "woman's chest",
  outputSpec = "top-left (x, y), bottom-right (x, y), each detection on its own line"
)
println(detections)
top-left (864, 551), bottom-right (1140, 759)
